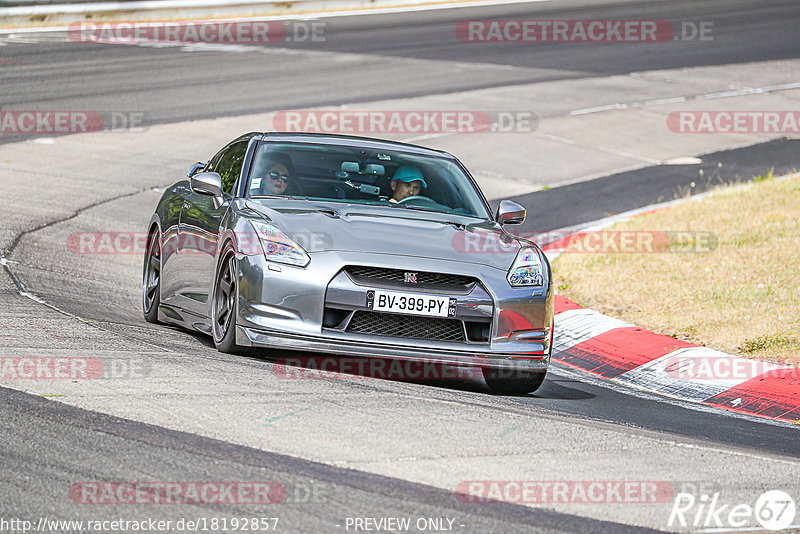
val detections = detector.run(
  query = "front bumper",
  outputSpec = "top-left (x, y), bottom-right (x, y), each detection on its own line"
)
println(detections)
top-left (235, 250), bottom-right (553, 370)
top-left (237, 326), bottom-right (549, 371)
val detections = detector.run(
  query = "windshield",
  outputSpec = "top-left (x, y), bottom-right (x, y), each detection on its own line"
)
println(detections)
top-left (246, 141), bottom-right (491, 219)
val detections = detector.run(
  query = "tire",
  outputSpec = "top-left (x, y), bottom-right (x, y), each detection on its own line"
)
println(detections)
top-left (211, 244), bottom-right (248, 354)
top-left (142, 227), bottom-right (162, 324)
top-left (483, 367), bottom-right (547, 395)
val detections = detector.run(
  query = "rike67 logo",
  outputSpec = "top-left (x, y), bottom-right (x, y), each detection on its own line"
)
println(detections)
top-left (669, 489), bottom-right (796, 531)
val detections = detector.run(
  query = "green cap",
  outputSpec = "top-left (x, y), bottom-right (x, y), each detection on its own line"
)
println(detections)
top-left (392, 165), bottom-right (427, 188)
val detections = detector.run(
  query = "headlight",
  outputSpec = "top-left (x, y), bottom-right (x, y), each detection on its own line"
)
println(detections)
top-left (250, 220), bottom-right (310, 267)
top-left (507, 247), bottom-right (544, 287)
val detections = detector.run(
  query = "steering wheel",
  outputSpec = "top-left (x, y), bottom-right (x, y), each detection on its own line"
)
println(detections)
top-left (398, 195), bottom-right (437, 205)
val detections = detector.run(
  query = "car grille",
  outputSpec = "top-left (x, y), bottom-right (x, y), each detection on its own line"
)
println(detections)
top-left (346, 311), bottom-right (466, 342)
top-left (344, 266), bottom-right (477, 293)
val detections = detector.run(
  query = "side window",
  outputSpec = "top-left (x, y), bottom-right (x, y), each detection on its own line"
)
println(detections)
top-left (207, 141), bottom-right (248, 196)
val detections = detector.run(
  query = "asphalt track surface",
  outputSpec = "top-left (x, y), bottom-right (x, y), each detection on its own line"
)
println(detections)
top-left (1, 387), bottom-right (660, 534)
top-left (1, 1), bottom-right (800, 533)
top-left (3, 0), bottom-right (800, 138)
top-left (515, 137), bottom-right (800, 232)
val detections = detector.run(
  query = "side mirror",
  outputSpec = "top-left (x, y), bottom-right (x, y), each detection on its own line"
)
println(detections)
top-left (190, 171), bottom-right (225, 208)
top-left (496, 200), bottom-right (526, 225)
top-left (187, 162), bottom-right (206, 178)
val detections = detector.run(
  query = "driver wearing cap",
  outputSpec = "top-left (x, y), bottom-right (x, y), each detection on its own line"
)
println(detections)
top-left (389, 165), bottom-right (428, 203)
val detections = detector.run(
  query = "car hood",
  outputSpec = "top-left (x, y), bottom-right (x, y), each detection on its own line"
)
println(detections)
top-left (244, 200), bottom-right (522, 270)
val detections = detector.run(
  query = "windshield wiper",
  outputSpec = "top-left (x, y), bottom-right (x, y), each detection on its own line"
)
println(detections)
top-left (397, 204), bottom-right (443, 214)
top-left (250, 194), bottom-right (310, 201)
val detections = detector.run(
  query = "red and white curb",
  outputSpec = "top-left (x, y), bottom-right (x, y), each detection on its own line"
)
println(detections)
top-left (541, 173), bottom-right (800, 424)
top-left (550, 294), bottom-right (800, 423)
top-left (547, 284), bottom-right (800, 425)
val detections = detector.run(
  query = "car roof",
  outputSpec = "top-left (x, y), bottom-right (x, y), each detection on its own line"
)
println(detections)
top-left (258, 132), bottom-right (456, 159)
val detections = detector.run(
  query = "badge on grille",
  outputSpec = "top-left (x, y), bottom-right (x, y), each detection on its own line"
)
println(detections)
top-left (404, 272), bottom-right (418, 284)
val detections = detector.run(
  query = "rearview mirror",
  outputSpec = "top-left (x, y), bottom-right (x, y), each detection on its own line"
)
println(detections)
top-left (496, 200), bottom-right (526, 225)
top-left (364, 164), bottom-right (385, 176)
top-left (190, 171), bottom-right (225, 208)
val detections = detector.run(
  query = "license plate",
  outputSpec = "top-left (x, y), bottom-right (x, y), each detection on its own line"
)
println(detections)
top-left (366, 290), bottom-right (456, 318)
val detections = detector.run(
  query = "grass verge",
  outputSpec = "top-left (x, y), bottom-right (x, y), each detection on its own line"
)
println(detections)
top-left (552, 173), bottom-right (800, 367)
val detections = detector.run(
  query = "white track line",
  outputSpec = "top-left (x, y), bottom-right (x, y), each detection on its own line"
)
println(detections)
top-left (0, 0), bottom-right (549, 32)
top-left (570, 82), bottom-right (800, 116)
top-left (532, 131), bottom-right (664, 165)
top-left (542, 170), bottom-right (800, 251)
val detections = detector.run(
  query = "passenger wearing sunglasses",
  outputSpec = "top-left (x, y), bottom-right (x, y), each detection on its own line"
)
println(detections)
top-left (252, 152), bottom-right (295, 196)
top-left (264, 163), bottom-right (292, 195)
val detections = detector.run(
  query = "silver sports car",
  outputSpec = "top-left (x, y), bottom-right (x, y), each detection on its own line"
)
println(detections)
top-left (143, 133), bottom-right (553, 393)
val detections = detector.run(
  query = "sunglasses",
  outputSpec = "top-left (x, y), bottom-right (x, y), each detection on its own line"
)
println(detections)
top-left (268, 171), bottom-right (290, 183)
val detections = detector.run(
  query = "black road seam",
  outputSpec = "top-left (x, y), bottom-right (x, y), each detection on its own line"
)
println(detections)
top-left (0, 385), bottom-right (666, 533)
top-left (0, 184), bottom-right (177, 349)
top-left (509, 137), bottom-right (800, 233)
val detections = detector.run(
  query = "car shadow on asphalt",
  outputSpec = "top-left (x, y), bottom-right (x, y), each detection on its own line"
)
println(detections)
top-left (251, 347), bottom-right (489, 393)
top-left (238, 347), bottom-right (596, 401)
top-left (532, 377), bottom-right (595, 400)
top-left (157, 327), bottom-right (597, 401)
